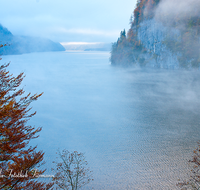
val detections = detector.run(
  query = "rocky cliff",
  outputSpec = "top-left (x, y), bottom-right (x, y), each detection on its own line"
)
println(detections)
top-left (136, 18), bottom-right (180, 69)
top-left (110, 0), bottom-right (200, 69)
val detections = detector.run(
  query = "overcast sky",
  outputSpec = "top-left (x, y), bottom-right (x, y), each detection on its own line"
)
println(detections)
top-left (0, 0), bottom-right (137, 43)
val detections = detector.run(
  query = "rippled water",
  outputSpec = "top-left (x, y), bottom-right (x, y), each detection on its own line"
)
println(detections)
top-left (2, 51), bottom-right (200, 189)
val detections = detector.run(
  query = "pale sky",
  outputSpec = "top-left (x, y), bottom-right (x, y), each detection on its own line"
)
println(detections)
top-left (0, 0), bottom-right (137, 43)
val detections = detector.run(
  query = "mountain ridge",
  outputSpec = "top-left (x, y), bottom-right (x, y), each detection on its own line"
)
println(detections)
top-left (0, 24), bottom-right (65, 55)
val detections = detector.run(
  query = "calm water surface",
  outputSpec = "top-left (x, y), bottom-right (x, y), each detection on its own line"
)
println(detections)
top-left (2, 51), bottom-right (200, 189)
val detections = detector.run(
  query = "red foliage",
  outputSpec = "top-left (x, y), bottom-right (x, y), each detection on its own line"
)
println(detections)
top-left (0, 63), bottom-right (53, 189)
top-left (177, 143), bottom-right (200, 189)
top-left (133, 0), bottom-right (160, 26)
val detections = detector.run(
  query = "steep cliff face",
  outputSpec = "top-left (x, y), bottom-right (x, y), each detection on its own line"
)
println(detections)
top-left (137, 19), bottom-right (180, 69)
top-left (110, 0), bottom-right (200, 69)
top-left (0, 24), bottom-right (65, 55)
top-left (110, 19), bottom-right (180, 69)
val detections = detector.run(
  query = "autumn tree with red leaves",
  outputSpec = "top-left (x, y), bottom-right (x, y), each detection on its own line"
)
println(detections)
top-left (177, 142), bottom-right (200, 189)
top-left (0, 61), bottom-right (53, 189)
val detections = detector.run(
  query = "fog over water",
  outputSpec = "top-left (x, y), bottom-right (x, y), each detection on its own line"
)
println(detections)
top-left (2, 51), bottom-right (200, 189)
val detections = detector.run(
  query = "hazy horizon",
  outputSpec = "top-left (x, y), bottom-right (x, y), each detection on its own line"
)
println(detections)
top-left (0, 0), bottom-right (137, 43)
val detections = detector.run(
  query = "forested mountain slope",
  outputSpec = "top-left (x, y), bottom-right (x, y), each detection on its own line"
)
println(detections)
top-left (110, 0), bottom-right (200, 69)
top-left (0, 24), bottom-right (65, 55)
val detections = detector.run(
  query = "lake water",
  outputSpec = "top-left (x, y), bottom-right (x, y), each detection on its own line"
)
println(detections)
top-left (2, 51), bottom-right (200, 189)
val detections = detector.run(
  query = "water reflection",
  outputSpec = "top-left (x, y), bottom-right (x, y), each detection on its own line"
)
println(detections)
top-left (2, 52), bottom-right (200, 189)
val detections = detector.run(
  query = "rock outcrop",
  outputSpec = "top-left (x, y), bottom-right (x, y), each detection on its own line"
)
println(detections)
top-left (110, 0), bottom-right (200, 69)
